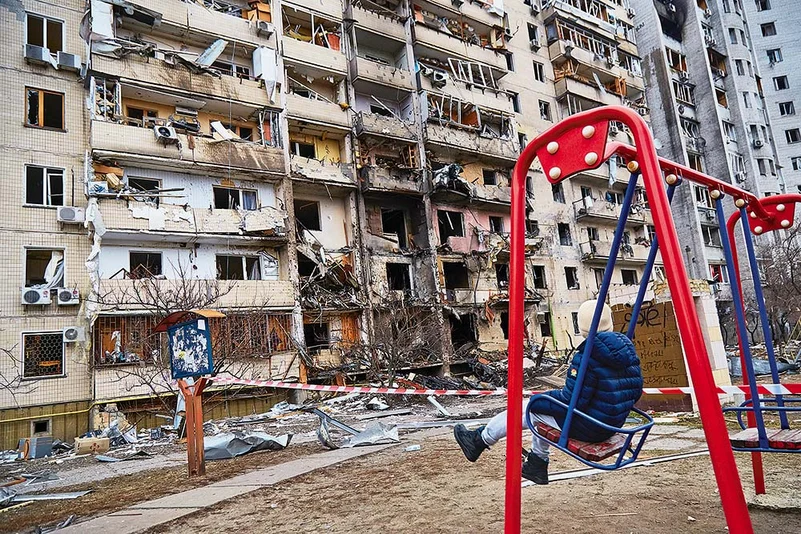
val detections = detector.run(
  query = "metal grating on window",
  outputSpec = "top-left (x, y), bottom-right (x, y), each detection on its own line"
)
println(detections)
top-left (23, 333), bottom-right (64, 378)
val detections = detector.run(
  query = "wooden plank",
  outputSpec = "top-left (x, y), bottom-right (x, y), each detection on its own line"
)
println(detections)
top-left (768, 429), bottom-right (801, 450)
top-left (536, 423), bottom-right (626, 462)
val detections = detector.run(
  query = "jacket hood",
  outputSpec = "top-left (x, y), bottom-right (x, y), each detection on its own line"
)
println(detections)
top-left (581, 331), bottom-right (639, 368)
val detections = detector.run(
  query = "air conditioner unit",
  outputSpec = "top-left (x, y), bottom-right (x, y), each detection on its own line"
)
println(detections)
top-left (637, 107), bottom-right (648, 116)
top-left (530, 39), bottom-right (541, 51)
top-left (753, 139), bottom-right (764, 148)
top-left (56, 206), bottom-right (85, 224)
top-left (256, 20), bottom-right (274, 37)
top-left (627, 8), bottom-right (636, 18)
top-left (57, 51), bottom-right (81, 72)
top-left (677, 104), bottom-right (686, 114)
top-left (668, 3), bottom-right (676, 13)
top-left (174, 106), bottom-right (198, 118)
top-left (153, 124), bottom-right (179, 144)
top-left (24, 44), bottom-right (51, 66)
top-left (735, 171), bottom-right (746, 183)
top-left (530, 4), bottom-right (540, 16)
top-left (704, 9), bottom-right (712, 18)
top-left (57, 288), bottom-right (80, 306)
top-left (21, 287), bottom-right (51, 305)
top-left (705, 210), bottom-right (716, 221)
top-left (63, 326), bottom-right (86, 343)
top-left (536, 311), bottom-right (547, 324)
top-left (678, 71), bottom-right (690, 82)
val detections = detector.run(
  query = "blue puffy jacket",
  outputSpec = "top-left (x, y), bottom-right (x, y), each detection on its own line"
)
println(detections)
top-left (528, 331), bottom-right (643, 442)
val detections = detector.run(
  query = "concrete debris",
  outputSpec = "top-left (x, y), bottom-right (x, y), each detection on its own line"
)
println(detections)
top-left (367, 397), bottom-right (390, 411)
top-left (204, 431), bottom-right (291, 460)
top-left (404, 444), bottom-right (422, 452)
top-left (427, 396), bottom-right (452, 417)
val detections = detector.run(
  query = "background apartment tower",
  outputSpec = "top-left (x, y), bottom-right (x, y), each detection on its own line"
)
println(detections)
top-left (744, 0), bottom-right (801, 194)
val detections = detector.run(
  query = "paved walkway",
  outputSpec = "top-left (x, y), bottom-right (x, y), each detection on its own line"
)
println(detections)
top-left (60, 445), bottom-right (395, 534)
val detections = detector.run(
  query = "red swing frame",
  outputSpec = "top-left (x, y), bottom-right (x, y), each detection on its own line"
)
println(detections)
top-left (505, 105), bottom-right (761, 534)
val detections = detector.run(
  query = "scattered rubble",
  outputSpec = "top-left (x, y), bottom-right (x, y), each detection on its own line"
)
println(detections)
top-left (204, 432), bottom-right (291, 460)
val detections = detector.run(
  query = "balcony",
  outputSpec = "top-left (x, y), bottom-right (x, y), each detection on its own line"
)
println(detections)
top-left (350, 56), bottom-right (415, 92)
top-left (351, 6), bottom-right (407, 41)
top-left (98, 279), bottom-right (296, 311)
top-left (548, 40), bottom-right (620, 82)
top-left (92, 54), bottom-right (273, 107)
top-left (421, 0), bottom-right (503, 28)
top-left (355, 111), bottom-right (418, 142)
top-left (554, 77), bottom-right (623, 107)
top-left (90, 120), bottom-right (285, 178)
top-left (573, 198), bottom-right (648, 226)
top-left (413, 24), bottom-right (507, 72)
top-left (285, 93), bottom-right (351, 130)
top-left (579, 240), bottom-right (648, 265)
top-left (96, 202), bottom-right (288, 243)
top-left (542, 2), bottom-right (617, 40)
top-left (359, 166), bottom-right (424, 195)
top-left (418, 75), bottom-right (514, 115)
top-left (127, 0), bottom-right (275, 48)
top-left (290, 156), bottom-right (355, 187)
top-left (425, 122), bottom-right (518, 163)
top-left (283, 36), bottom-right (347, 75)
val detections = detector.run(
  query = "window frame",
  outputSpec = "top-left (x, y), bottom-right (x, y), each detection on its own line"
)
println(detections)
top-left (24, 165), bottom-right (65, 207)
top-left (774, 76), bottom-right (789, 91)
top-left (212, 185), bottom-right (258, 211)
top-left (786, 129), bottom-right (801, 144)
top-left (25, 12), bottom-right (65, 55)
top-left (216, 254), bottom-right (263, 281)
top-left (21, 331), bottom-right (65, 380)
top-left (24, 247), bottom-right (65, 288)
top-left (779, 101), bottom-right (795, 116)
top-left (25, 87), bottom-right (65, 131)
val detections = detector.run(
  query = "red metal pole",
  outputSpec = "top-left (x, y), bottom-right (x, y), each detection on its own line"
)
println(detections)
top-left (504, 140), bottom-right (527, 534)
top-left (726, 213), bottom-right (765, 495)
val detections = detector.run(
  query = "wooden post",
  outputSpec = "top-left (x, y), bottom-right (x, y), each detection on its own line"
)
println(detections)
top-left (178, 377), bottom-right (208, 477)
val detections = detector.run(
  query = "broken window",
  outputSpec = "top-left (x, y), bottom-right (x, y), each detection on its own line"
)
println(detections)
top-left (217, 255), bottom-right (262, 281)
top-left (526, 219), bottom-right (540, 237)
top-left (621, 269), bottom-right (639, 285)
top-left (564, 266), bottom-right (580, 289)
top-left (22, 332), bottom-right (64, 378)
top-left (558, 223), bottom-right (572, 246)
top-left (381, 209), bottom-right (407, 248)
top-left (449, 59), bottom-right (500, 90)
top-left (495, 263), bottom-right (509, 289)
top-left (510, 91), bottom-right (520, 113)
top-left (709, 263), bottom-right (729, 284)
top-left (129, 252), bottom-right (162, 278)
top-left (489, 216), bottom-right (504, 233)
top-left (126, 106), bottom-right (159, 128)
top-left (587, 226), bottom-right (599, 241)
top-left (283, 5), bottom-right (342, 50)
top-left (25, 249), bottom-right (64, 288)
top-left (594, 268), bottom-right (605, 289)
top-left (450, 315), bottom-right (476, 349)
top-left (386, 263), bottom-right (411, 291)
top-left (210, 60), bottom-right (251, 79)
top-left (298, 253), bottom-right (316, 277)
top-left (572, 312), bottom-right (580, 335)
top-left (539, 100), bottom-right (552, 121)
top-left (213, 186), bottom-right (257, 210)
top-left (672, 80), bottom-right (695, 105)
top-left (290, 141), bottom-right (316, 158)
top-left (666, 48), bottom-right (687, 72)
top-left (304, 322), bottom-right (330, 354)
top-left (26, 88), bottom-right (64, 129)
top-left (26, 13), bottom-right (63, 53)
top-left (533, 61), bottom-right (545, 82)
top-left (437, 210), bottom-right (465, 243)
top-left (443, 262), bottom-right (470, 289)
top-left (532, 265), bottom-right (547, 289)
top-left (702, 225), bottom-right (722, 247)
top-left (294, 200), bottom-right (321, 231)
top-left (93, 315), bottom-right (164, 365)
top-left (128, 177), bottom-right (160, 206)
top-left (540, 312), bottom-right (552, 337)
top-left (483, 169), bottom-right (497, 186)
top-left (25, 166), bottom-right (64, 206)
top-left (500, 311), bottom-right (509, 340)
top-left (552, 183), bottom-right (565, 203)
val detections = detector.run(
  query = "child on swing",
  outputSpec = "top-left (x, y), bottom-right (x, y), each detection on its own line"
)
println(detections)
top-left (454, 300), bottom-right (643, 484)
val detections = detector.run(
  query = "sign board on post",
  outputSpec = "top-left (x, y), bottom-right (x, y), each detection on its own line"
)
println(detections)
top-left (168, 319), bottom-right (214, 379)
top-left (612, 302), bottom-right (693, 412)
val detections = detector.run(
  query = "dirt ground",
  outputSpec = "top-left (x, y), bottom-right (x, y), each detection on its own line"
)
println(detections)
top-left (152, 431), bottom-right (801, 534)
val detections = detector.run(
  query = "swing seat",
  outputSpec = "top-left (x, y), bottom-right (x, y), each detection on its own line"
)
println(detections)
top-left (526, 395), bottom-right (654, 470)
top-left (724, 397), bottom-right (801, 452)
top-left (729, 428), bottom-right (801, 450)
top-left (535, 423), bottom-right (630, 462)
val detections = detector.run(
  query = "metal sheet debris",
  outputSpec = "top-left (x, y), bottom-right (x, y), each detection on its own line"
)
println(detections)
top-left (204, 431), bottom-right (291, 460)
top-left (427, 396), bottom-right (452, 417)
top-left (341, 422), bottom-right (399, 448)
top-left (13, 490), bottom-right (92, 502)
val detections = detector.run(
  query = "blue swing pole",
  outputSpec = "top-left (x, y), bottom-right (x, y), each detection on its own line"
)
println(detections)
top-left (716, 197), bottom-right (769, 448)
top-left (737, 207), bottom-right (789, 429)
top-left (626, 179), bottom-right (679, 339)
top-left (558, 167), bottom-right (640, 448)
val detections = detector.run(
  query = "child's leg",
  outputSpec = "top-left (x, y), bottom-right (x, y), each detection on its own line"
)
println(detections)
top-left (527, 414), bottom-right (560, 460)
top-left (481, 399), bottom-right (530, 446)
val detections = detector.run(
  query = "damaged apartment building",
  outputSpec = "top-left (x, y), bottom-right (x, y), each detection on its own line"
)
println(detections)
top-left (0, 0), bottom-right (660, 446)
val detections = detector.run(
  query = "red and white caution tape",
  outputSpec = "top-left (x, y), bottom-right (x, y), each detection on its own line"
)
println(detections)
top-left (211, 375), bottom-right (801, 397)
